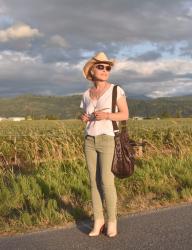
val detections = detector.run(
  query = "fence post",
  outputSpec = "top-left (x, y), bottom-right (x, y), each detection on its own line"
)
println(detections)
top-left (133, 138), bottom-right (143, 158)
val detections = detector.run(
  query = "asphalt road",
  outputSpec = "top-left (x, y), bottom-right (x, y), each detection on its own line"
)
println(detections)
top-left (0, 202), bottom-right (192, 250)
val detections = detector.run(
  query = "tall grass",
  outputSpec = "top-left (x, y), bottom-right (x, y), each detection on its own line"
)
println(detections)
top-left (0, 118), bottom-right (192, 234)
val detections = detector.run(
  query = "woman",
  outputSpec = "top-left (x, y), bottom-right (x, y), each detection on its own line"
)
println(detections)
top-left (80, 52), bottom-right (129, 237)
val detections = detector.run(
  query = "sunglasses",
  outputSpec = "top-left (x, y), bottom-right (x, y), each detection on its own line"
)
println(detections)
top-left (95, 64), bottom-right (112, 72)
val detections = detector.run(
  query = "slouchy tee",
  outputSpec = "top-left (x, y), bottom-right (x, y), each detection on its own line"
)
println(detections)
top-left (80, 83), bottom-right (126, 136)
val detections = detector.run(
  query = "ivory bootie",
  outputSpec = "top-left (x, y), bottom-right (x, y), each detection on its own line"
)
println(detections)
top-left (107, 220), bottom-right (117, 237)
top-left (88, 219), bottom-right (105, 236)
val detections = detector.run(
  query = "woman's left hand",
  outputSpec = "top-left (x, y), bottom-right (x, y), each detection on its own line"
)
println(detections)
top-left (94, 111), bottom-right (109, 120)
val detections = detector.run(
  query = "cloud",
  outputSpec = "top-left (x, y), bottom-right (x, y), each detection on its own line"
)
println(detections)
top-left (48, 35), bottom-right (68, 48)
top-left (111, 57), bottom-right (192, 98)
top-left (0, 50), bottom-right (86, 97)
top-left (0, 0), bottom-right (191, 98)
top-left (1, 49), bottom-right (192, 99)
top-left (0, 15), bottom-right (14, 28)
top-left (0, 23), bottom-right (42, 42)
top-left (0, 2), bottom-right (8, 15)
top-left (113, 58), bottom-right (192, 76)
top-left (129, 51), bottom-right (162, 61)
top-left (3, 0), bottom-right (191, 44)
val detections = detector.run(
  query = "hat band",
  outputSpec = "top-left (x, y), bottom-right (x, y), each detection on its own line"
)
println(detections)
top-left (92, 57), bottom-right (113, 65)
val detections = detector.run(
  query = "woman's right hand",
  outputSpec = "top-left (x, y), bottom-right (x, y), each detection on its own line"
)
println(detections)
top-left (80, 113), bottom-right (90, 123)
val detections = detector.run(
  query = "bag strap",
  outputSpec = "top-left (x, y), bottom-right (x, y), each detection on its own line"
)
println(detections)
top-left (112, 85), bottom-right (127, 134)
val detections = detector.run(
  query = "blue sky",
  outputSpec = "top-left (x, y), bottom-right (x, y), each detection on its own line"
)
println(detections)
top-left (0, 0), bottom-right (192, 98)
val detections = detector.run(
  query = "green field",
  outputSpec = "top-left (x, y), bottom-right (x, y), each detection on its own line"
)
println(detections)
top-left (0, 118), bottom-right (192, 235)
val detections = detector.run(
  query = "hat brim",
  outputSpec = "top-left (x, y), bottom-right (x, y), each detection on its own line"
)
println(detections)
top-left (83, 58), bottom-right (115, 80)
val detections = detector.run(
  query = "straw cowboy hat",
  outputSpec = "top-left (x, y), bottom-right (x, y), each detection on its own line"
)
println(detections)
top-left (82, 52), bottom-right (115, 80)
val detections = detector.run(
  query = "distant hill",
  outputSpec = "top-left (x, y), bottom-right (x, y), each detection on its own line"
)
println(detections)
top-left (0, 94), bottom-right (82, 119)
top-left (125, 92), bottom-right (152, 100)
top-left (0, 93), bottom-right (192, 119)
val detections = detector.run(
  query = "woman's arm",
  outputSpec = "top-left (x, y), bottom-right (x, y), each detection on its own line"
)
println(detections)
top-left (94, 96), bottom-right (129, 121)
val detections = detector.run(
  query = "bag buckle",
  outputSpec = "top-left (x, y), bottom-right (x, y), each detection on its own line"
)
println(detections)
top-left (113, 129), bottom-right (120, 132)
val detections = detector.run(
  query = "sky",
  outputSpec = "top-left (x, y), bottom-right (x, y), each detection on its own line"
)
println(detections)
top-left (0, 0), bottom-right (192, 98)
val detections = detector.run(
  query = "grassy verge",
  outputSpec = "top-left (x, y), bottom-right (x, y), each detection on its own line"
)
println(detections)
top-left (0, 119), bottom-right (192, 235)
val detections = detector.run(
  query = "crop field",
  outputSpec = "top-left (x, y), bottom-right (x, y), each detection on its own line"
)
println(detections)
top-left (0, 118), bottom-right (192, 235)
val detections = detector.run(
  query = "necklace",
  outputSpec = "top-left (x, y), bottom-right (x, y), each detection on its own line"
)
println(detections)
top-left (88, 83), bottom-right (111, 123)
top-left (89, 82), bottom-right (108, 100)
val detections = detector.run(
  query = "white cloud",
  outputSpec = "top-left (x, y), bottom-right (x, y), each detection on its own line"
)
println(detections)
top-left (0, 50), bottom-right (41, 64)
top-left (110, 57), bottom-right (192, 98)
top-left (146, 79), bottom-right (192, 98)
top-left (114, 58), bottom-right (192, 76)
top-left (48, 35), bottom-right (68, 48)
top-left (0, 23), bottom-right (42, 42)
top-left (0, 0), bottom-right (192, 98)
top-left (0, 50), bottom-right (83, 94)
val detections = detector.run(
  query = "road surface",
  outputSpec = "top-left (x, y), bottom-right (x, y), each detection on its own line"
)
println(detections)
top-left (0, 202), bottom-right (192, 250)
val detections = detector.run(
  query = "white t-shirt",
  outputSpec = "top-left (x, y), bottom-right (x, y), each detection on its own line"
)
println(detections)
top-left (80, 83), bottom-right (126, 136)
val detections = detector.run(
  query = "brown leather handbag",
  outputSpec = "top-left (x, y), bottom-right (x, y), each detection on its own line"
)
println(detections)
top-left (111, 85), bottom-right (135, 178)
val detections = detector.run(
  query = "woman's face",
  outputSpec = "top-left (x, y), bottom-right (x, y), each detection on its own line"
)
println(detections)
top-left (91, 63), bottom-right (112, 81)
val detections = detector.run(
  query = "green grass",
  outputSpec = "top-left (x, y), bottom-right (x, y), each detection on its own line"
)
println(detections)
top-left (0, 118), bottom-right (192, 235)
top-left (0, 160), bottom-right (91, 234)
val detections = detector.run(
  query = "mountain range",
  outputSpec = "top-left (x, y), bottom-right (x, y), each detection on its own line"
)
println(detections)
top-left (0, 93), bottom-right (192, 119)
